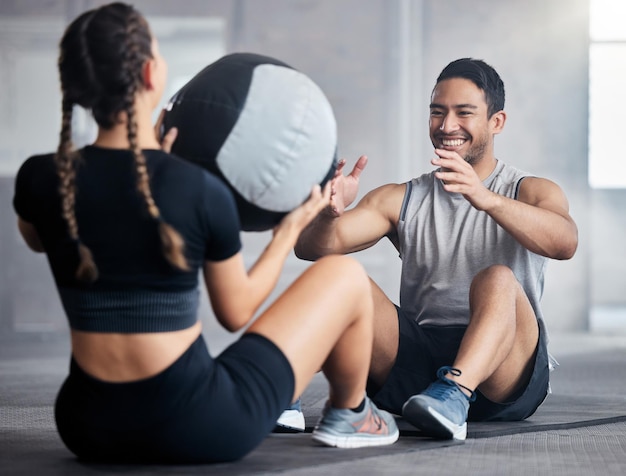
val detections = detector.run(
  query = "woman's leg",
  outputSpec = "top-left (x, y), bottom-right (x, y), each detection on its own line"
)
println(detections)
top-left (246, 254), bottom-right (373, 409)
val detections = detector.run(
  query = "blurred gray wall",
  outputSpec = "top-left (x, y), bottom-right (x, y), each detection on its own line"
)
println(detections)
top-left (1, 0), bottom-right (622, 343)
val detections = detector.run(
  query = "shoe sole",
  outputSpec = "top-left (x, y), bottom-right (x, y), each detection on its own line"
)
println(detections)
top-left (311, 428), bottom-right (399, 449)
top-left (403, 397), bottom-right (467, 441)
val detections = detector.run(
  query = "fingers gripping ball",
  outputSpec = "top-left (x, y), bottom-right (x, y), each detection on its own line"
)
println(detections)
top-left (161, 53), bottom-right (338, 231)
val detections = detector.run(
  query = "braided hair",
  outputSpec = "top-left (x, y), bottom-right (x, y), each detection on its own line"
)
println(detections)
top-left (57, 3), bottom-right (188, 282)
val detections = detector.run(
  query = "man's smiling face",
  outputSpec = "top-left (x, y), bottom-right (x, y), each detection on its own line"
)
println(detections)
top-left (429, 77), bottom-right (494, 165)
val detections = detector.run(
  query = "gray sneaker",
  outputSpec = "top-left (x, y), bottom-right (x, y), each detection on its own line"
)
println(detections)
top-left (311, 396), bottom-right (399, 448)
top-left (402, 366), bottom-right (476, 441)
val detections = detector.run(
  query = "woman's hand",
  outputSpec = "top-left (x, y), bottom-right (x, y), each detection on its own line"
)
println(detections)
top-left (154, 108), bottom-right (178, 153)
top-left (273, 182), bottom-right (332, 238)
top-left (204, 183), bottom-right (332, 332)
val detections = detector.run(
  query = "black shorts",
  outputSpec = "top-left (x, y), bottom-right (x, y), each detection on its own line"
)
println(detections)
top-left (367, 308), bottom-right (550, 422)
top-left (55, 333), bottom-right (294, 464)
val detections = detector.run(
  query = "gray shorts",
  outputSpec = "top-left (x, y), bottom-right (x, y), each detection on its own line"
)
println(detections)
top-left (367, 308), bottom-right (550, 422)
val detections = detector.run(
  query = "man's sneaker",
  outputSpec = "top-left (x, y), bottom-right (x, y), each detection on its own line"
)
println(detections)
top-left (274, 398), bottom-right (305, 433)
top-left (311, 396), bottom-right (399, 448)
top-left (402, 366), bottom-right (476, 441)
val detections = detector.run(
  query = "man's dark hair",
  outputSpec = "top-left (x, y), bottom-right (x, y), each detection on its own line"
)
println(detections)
top-left (436, 58), bottom-right (505, 117)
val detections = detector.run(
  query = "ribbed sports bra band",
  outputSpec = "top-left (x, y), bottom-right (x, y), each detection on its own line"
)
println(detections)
top-left (58, 287), bottom-right (200, 333)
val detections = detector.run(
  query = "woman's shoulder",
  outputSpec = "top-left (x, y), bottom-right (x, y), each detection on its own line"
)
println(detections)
top-left (146, 149), bottom-right (207, 176)
top-left (15, 152), bottom-right (59, 192)
top-left (17, 152), bottom-right (56, 175)
top-left (14, 152), bottom-right (59, 221)
top-left (146, 150), bottom-right (234, 198)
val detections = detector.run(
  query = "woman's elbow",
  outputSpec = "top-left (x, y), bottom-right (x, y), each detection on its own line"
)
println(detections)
top-left (214, 307), bottom-right (253, 333)
top-left (17, 219), bottom-right (45, 253)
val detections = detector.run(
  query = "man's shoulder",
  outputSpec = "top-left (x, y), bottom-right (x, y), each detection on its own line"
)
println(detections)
top-left (361, 182), bottom-right (407, 215)
top-left (488, 161), bottom-right (535, 197)
top-left (404, 170), bottom-right (437, 197)
top-left (495, 160), bottom-right (533, 181)
top-left (411, 170), bottom-right (437, 183)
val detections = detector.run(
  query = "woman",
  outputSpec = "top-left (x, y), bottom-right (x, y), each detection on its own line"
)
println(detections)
top-left (13, 2), bottom-right (398, 464)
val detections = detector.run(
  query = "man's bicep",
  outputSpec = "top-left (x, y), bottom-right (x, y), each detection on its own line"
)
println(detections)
top-left (335, 195), bottom-right (398, 254)
top-left (518, 177), bottom-right (571, 217)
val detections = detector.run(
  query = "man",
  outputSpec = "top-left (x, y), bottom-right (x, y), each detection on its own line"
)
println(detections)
top-left (295, 58), bottom-right (578, 441)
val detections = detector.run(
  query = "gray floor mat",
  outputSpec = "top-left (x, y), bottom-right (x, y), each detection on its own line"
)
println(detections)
top-left (2, 340), bottom-right (626, 474)
top-left (299, 376), bottom-right (626, 438)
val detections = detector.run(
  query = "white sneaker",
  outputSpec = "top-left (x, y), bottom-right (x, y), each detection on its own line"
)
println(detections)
top-left (274, 398), bottom-right (305, 433)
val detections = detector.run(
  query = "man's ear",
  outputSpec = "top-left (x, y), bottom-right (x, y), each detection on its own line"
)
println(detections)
top-left (491, 110), bottom-right (506, 135)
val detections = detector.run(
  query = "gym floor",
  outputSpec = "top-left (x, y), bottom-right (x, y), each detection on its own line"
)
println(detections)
top-left (2, 330), bottom-right (626, 476)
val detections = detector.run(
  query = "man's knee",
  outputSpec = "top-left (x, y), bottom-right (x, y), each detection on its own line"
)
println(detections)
top-left (470, 265), bottom-right (520, 300)
top-left (472, 264), bottom-right (516, 287)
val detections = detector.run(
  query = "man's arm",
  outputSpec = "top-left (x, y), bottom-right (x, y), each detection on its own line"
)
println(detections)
top-left (295, 182), bottom-right (405, 260)
top-left (488, 177), bottom-right (578, 260)
top-left (433, 149), bottom-right (578, 260)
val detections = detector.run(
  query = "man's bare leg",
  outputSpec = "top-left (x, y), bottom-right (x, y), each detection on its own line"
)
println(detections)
top-left (402, 265), bottom-right (540, 440)
top-left (449, 264), bottom-right (539, 401)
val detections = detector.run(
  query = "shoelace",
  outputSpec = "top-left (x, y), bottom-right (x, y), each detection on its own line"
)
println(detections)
top-left (357, 404), bottom-right (386, 434)
top-left (432, 366), bottom-right (477, 402)
top-left (369, 407), bottom-right (383, 429)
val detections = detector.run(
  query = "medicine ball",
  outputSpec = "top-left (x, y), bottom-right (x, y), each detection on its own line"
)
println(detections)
top-left (161, 52), bottom-right (338, 231)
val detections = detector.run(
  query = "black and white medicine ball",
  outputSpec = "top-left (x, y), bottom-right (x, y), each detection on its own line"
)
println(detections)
top-left (161, 52), bottom-right (338, 231)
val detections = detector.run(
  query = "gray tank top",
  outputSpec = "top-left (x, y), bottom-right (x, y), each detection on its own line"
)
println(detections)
top-left (397, 160), bottom-right (547, 327)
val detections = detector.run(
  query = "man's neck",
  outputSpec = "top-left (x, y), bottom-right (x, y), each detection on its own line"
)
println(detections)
top-left (473, 155), bottom-right (498, 181)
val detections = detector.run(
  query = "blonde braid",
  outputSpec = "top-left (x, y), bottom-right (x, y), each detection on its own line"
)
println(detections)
top-left (54, 99), bottom-right (99, 282)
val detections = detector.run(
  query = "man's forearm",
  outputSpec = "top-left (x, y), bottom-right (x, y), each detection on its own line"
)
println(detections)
top-left (294, 211), bottom-right (339, 261)
top-left (486, 193), bottom-right (578, 260)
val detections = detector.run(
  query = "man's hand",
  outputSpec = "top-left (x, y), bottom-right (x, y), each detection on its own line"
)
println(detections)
top-left (328, 155), bottom-right (368, 217)
top-left (154, 109), bottom-right (178, 154)
top-left (432, 149), bottom-right (495, 211)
